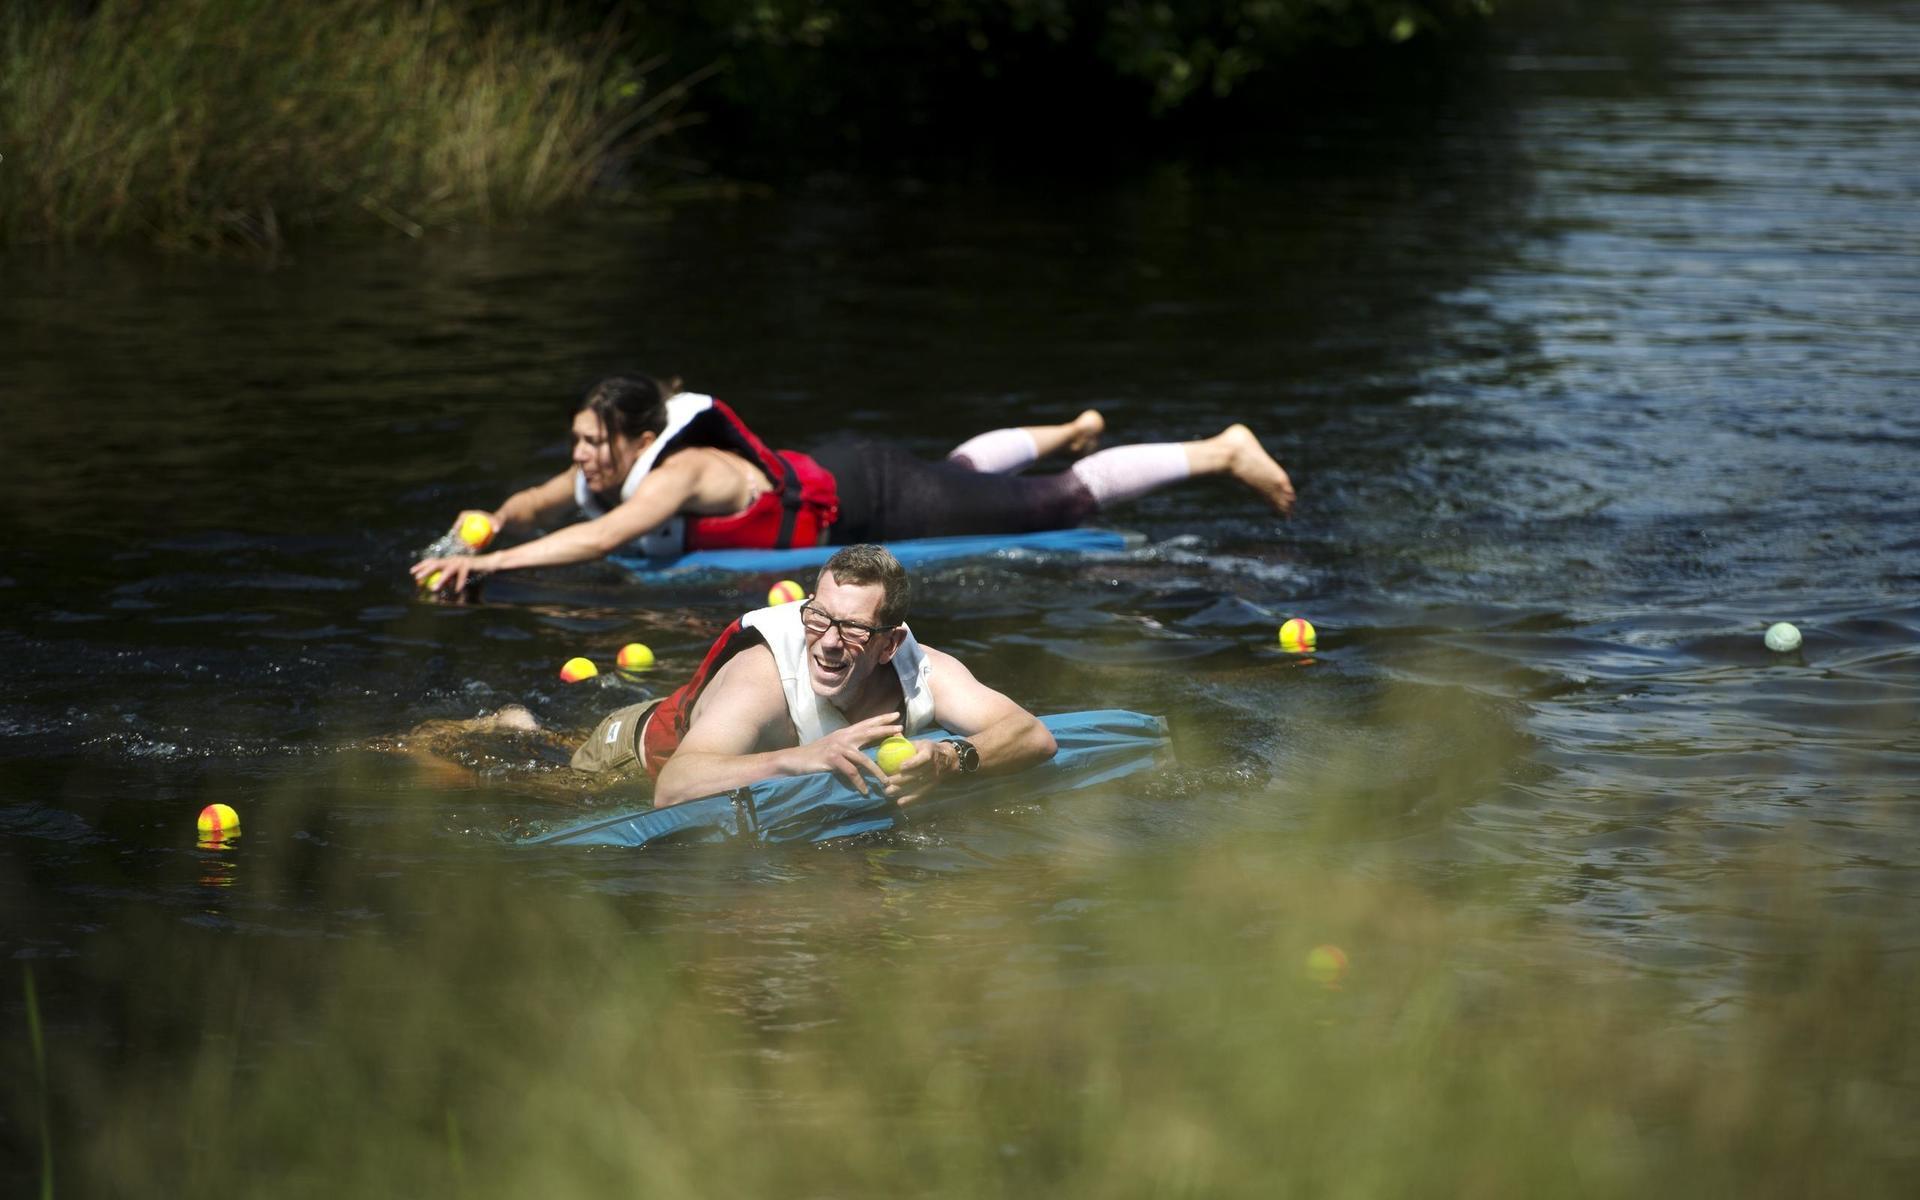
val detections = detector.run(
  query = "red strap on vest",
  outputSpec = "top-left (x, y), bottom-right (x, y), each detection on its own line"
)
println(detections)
top-left (640, 620), bottom-right (765, 777)
top-left (685, 450), bottom-right (838, 550)
top-left (672, 401), bottom-right (838, 550)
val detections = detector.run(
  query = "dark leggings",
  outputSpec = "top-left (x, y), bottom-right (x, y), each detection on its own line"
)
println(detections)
top-left (809, 438), bottom-right (1097, 543)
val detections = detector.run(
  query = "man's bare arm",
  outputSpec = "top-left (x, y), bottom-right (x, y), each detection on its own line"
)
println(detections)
top-left (652, 646), bottom-right (902, 806)
top-left (883, 646), bottom-right (1055, 805)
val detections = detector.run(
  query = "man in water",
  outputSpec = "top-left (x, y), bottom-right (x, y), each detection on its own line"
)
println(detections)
top-left (568, 543), bottom-right (1057, 807)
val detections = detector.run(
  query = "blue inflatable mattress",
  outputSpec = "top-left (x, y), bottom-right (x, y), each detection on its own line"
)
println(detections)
top-left (612, 527), bottom-right (1135, 580)
top-left (523, 709), bottom-right (1169, 848)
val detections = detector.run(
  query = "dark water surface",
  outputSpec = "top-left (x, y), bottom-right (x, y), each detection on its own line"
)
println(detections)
top-left (4, 0), bottom-right (1918, 1190)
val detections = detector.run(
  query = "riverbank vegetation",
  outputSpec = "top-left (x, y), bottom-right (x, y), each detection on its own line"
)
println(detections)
top-left (0, 0), bottom-right (694, 250)
top-left (0, 0), bottom-right (1496, 250)
top-left (661, 0), bottom-right (1500, 150)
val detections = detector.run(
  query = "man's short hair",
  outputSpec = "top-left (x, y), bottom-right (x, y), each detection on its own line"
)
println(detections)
top-left (818, 544), bottom-right (910, 628)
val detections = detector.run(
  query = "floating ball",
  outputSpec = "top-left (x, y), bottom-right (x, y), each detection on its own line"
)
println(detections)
top-left (1764, 622), bottom-right (1801, 653)
top-left (559, 656), bottom-right (599, 683)
top-left (197, 803), bottom-right (240, 840)
top-left (457, 511), bottom-right (497, 550)
top-left (876, 735), bottom-right (916, 775)
top-left (616, 642), bottom-right (654, 671)
top-left (767, 579), bottom-right (806, 607)
top-left (1278, 618), bottom-right (1317, 653)
top-left (1304, 944), bottom-right (1348, 986)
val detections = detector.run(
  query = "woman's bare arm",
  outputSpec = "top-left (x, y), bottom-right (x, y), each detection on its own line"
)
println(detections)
top-left (410, 450), bottom-right (757, 590)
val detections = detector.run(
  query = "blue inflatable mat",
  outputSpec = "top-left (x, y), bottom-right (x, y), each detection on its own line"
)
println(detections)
top-left (612, 527), bottom-right (1134, 580)
top-left (524, 709), bottom-right (1169, 849)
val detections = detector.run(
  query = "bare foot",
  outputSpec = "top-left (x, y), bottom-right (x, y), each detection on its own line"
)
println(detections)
top-left (1218, 424), bottom-right (1296, 516)
top-left (1021, 409), bottom-right (1107, 461)
top-left (1066, 409), bottom-right (1106, 456)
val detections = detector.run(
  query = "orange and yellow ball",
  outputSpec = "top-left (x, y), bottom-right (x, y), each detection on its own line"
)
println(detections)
top-left (1278, 618), bottom-right (1317, 653)
top-left (197, 803), bottom-right (240, 841)
top-left (1305, 944), bottom-right (1348, 986)
top-left (457, 511), bottom-right (498, 550)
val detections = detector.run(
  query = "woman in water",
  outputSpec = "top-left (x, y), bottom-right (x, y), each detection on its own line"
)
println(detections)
top-left (410, 373), bottom-right (1297, 593)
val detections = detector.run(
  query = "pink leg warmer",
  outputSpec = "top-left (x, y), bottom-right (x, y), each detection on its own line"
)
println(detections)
top-left (1068, 443), bottom-right (1191, 510)
top-left (948, 428), bottom-right (1039, 474)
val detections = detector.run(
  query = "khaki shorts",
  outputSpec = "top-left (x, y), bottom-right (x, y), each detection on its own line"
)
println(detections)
top-left (569, 698), bottom-right (664, 775)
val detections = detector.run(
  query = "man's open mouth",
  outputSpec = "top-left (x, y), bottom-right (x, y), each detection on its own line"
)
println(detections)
top-left (811, 651), bottom-right (851, 683)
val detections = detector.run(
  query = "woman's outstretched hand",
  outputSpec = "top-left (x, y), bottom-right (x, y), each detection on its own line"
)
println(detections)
top-left (410, 553), bottom-right (496, 597)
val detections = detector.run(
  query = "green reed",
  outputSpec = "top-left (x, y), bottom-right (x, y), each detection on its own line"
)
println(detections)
top-left (22, 967), bottom-right (53, 1200)
top-left (0, 0), bottom-right (693, 250)
top-left (48, 756), bottom-right (1920, 1199)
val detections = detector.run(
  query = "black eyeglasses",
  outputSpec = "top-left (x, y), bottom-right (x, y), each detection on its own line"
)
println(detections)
top-left (799, 600), bottom-right (893, 648)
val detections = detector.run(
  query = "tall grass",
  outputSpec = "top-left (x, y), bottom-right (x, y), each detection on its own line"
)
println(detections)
top-left (22, 967), bottom-right (53, 1200)
top-left (21, 676), bottom-right (1917, 1195)
top-left (0, 0), bottom-right (701, 250)
top-left (50, 814), bottom-right (1920, 1197)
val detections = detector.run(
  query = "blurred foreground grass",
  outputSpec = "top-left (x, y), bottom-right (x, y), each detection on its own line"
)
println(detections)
top-left (23, 785), bottom-right (1916, 1198)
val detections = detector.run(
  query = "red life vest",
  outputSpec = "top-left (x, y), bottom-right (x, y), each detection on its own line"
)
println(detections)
top-left (576, 395), bottom-right (840, 553)
top-left (640, 617), bottom-right (761, 777)
top-left (680, 399), bottom-right (839, 549)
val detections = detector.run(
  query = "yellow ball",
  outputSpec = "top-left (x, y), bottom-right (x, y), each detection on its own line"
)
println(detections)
top-left (197, 803), bottom-right (240, 839)
top-left (422, 569), bottom-right (445, 592)
top-left (616, 642), bottom-right (654, 671)
top-left (875, 735), bottom-right (916, 775)
top-left (767, 579), bottom-right (806, 606)
top-left (1304, 944), bottom-right (1348, 986)
top-left (457, 511), bottom-right (497, 550)
top-left (559, 656), bottom-right (599, 683)
top-left (1278, 617), bottom-right (1317, 653)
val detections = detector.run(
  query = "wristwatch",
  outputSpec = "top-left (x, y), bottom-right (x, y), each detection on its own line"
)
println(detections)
top-left (940, 738), bottom-right (979, 773)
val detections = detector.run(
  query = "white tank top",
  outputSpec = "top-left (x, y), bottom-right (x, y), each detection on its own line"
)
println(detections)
top-left (740, 602), bottom-right (937, 742)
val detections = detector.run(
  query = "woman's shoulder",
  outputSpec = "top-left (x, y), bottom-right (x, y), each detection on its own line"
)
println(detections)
top-left (657, 442), bottom-right (751, 468)
top-left (632, 443), bottom-right (736, 484)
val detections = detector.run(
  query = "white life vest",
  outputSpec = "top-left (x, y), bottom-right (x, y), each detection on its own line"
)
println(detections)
top-left (572, 392), bottom-right (716, 557)
top-left (741, 602), bottom-right (937, 741)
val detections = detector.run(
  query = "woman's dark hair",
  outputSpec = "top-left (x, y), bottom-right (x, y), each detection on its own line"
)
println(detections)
top-left (576, 374), bottom-right (679, 443)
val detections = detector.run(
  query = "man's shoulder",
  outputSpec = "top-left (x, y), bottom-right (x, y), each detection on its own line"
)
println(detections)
top-left (916, 642), bottom-right (960, 671)
top-left (914, 643), bottom-right (980, 692)
top-left (706, 638), bottom-right (779, 688)
top-left (682, 639), bottom-right (791, 745)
